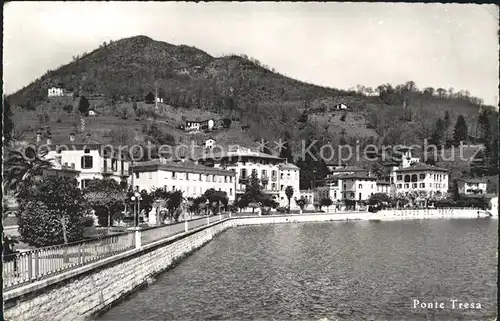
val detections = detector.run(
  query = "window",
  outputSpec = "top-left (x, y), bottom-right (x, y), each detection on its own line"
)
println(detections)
top-left (252, 169), bottom-right (257, 177)
top-left (419, 183), bottom-right (425, 188)
top-left (397, 184), bottom-right (402, 188)
top-left (280, 185), bottom-right (284, 191)
top-left (412, 183), bottom-right (417, 188)
top-left (411, 174), bottom-right (418, 182)
top-left (271, 170), bottom-right (277, 179)
top-left (172, 186), bottom-right (176, 191)
top-left (81, 156), bottom-right (93, 169)
top-left (272, 183), bottom-right (276, 191)
top-left (224, 176), bottom-right (228, 183)
top-left (334, 191), bottom-right (337, 198)
top-left (229, 188), bottom-right (232, 195)
top-left (358, 184), bottom-right (362, 189)
top-left (404, 175), bottom-right (411, 182)
top-left (199, 174), bottom-right (202, 180)
top-left (241, 169), bottom-right (247, 179)
top-left (230, 177), bottom-right (233, 183)
top-left (172, 172), bottom-right (176, 179)
top-left (213, 175), bottom-right (216, 182)
top-left (135, 186), bottom-right (139, 191)
top-left (84, 148), bottom-right (90, 154)
top-left (280, 173), bottom-right (284, 180)
top-left (262, 170), bottom-right (267, 178)
top-left (81, 179), bottom-right (91, 189)
top-left (404, 183), bottom-right (409, 188)
top-left (111, 159), bottom-right (117, 171)
top-left (397, 175), bottom-right (402, 181)
top-left (359, 193), bottom-right (362, 200)
top-left (186, 173), bottom-right (189, 180)
top-left (164, 185), bottom-right (168, 190)
top-left (419, 174), bottom-right (425, 180)
top-left (343, 184), bottom-right (346, 189)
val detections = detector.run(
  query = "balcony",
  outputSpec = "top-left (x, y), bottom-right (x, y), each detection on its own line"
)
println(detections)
top-left (261, 177), bottom-right (269, 185)
top-left (102, 167), bottom-right (115, 175)
top-left (239, 178), bottom-right (248, 185)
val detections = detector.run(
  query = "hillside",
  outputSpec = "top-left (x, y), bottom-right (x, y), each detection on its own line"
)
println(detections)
top-left (6, 35), bottom-right (498, 189)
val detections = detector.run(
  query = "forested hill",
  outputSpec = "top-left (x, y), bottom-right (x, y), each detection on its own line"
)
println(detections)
top-left (7, 35), bottom-right (498, 153)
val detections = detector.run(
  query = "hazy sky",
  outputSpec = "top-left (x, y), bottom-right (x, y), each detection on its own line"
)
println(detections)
top-left (4, 2), bottom-right (499, 105)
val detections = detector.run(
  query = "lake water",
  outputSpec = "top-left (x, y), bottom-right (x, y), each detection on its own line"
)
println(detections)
top-left (97, 219), bottom-right (498, 320)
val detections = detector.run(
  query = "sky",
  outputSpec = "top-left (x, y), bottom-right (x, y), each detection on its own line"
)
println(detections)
top-left (3, 2), bottom-right (499, 106)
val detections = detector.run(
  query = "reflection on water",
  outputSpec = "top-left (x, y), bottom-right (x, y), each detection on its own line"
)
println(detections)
top-left (97, 219), bottom-right (498, 320)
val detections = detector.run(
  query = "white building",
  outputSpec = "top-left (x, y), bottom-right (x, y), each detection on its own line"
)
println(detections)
top-left (456, 178), bottom-right (487, 196)
top-left (48, 87), bottom-right (73, 97)
top-left (185, 119), bottom-right (215, 132)
top-left (48, 87), bottom-right (64, 97)
top-left (41, 132), bottom-right (130, 189)
top-left (204, 138), bottom-right (216, 150)
top-left (334, 103), bottom-right (348, 110)
top-left (376, 181), bottom-right (391, 194)
top-left (315, 173), bottom-right (377, 206)
top-left (196, 147), bottom-right (301, 209)
top-left (132, 158), bottom-right (236, 202)
top-left (88, 109), bottom-right (97, 116)
top-left (278, 163), bottom-right (301, 208)
top-left (392, 163), bottom-right (449, 196)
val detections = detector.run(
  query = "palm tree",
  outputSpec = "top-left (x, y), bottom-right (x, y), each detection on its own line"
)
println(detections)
top-left (3, 147), bottom-right (53, 196)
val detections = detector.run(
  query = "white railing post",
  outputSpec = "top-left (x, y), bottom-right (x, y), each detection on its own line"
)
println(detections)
top-left (185, 219), bottom-right (188, 232)
top-left (128, 227), bottom-right (141, 249)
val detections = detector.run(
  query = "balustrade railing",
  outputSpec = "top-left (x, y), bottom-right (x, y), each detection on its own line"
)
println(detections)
top-left (3, 231), bottom-right (135, 291)
top-left (3, 213), bottom-right (231, 291)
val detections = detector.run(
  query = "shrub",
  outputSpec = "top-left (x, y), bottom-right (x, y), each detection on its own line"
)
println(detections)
top-left (276, 206), bottom-right (287, 213)
top-left (81, 216), bottom-right (94, 227)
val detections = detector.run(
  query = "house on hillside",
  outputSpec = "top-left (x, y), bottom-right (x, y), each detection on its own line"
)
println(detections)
top-left (88, 109), bottom-right (97, 117)
top-left (156, 97), bottom-right (164, 103)
top-left (185, 119), bottom-right (215, 132)
top-left (334, 103), bottom-right (348, 110)
top-left (204, 138), bottom-right (216, 150)
top-left (48, 86), bottom-right (73, 98)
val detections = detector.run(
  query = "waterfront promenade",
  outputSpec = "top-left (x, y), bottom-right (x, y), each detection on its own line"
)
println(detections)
top-left (3, 209), bottom-right (496, 321)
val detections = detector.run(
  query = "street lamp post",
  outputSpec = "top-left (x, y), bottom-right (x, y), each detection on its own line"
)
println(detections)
top-left (131, 192), bottom-right (142, 228)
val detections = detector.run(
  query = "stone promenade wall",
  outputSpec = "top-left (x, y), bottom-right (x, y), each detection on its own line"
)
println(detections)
top-left (3, 219), bottom-right (238, 321)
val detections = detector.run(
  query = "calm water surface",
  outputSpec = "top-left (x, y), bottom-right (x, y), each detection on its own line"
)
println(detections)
top-left (98, 219), bottom-right (498, 321)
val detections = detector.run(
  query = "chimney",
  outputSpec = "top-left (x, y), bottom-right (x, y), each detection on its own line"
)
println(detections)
top-left (36, 131), bottom-right (42, 143)
top-left (70, 132), bottom-right (75, 142)
top-left (46, 135), bottom-right (52, 145)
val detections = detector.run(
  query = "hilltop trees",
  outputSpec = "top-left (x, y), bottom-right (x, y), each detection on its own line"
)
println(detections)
top-left (17, 176), bottom-right (88, 247)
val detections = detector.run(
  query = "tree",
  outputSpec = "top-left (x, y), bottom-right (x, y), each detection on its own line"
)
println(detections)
top-left (78, 96), bottom-right (90, 114)
top-left (132, 102), bottom-right (138, 112)
top-left (436, 88), bottom-right (446, 98)
top-left (3, 98), bottom-right (14, 145)
top-left (285, 186), bottom-right (294, 212)
top-left (452, 115), bottom-right (468, 146)
top-left (242, 171), bottom-right (265, 212)
top-left (3, 147), bottom-right (53, 195)
top-left (295, 197), bottom-right (307, 212)
top-left (478, 111), bottom-right (492, 145)
top-left (319, 198), bottom-right (333, 211)
top-left (145, 92), bottom-right (155, 104)
top-left (368, 193), bottom-right (391, 205)
top-left (429, 118), bottom-right (446, 147)
top-left (451, 179), bottom-right (460, 201)
top-left (84, 178), bottom-right (126, 227)
top-left (16, 176), bottom-right (88, 247)
top-left (204, 188), bottom-right (228, 214)
top-left (166, 190), bottom-right (184, 222)
top-left (222, 118), bottom-right (232, 129)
